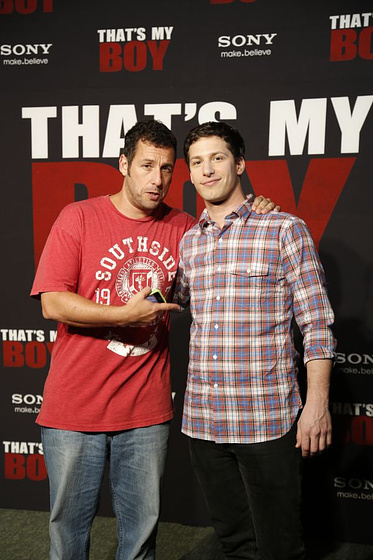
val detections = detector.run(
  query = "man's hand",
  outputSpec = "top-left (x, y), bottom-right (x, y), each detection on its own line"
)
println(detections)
top-left (296, 358), bottom-right (333, 458)
top-left (123, 287), bottom-right (181, 327)
top-left (252, 195), bottom-right (281, 214)
top-left (296, 403), bottom-right (332, 458)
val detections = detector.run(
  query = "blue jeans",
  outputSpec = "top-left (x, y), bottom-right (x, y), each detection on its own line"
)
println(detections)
top-left (41, 423), bottom-right (169, 560)
top-left (189, 422), bottom-right (307, 560)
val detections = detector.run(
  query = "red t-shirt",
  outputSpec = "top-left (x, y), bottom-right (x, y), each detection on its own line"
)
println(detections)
top-left (31, 195), bottom-right (196, 432)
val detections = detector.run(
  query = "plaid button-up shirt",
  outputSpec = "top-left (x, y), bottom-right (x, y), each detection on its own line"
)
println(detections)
top-left (175, 197), bottom-right (336, 444)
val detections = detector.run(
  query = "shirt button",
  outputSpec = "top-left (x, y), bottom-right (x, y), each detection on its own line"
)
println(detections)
top-left (218, 238), bottom-right (223, 243)
top-left (216, 296), bottom-right (221, 301)
top-left (217, 266), bottom-right (222, 272)
top-left (213, 354), bottom-right (217, 360)
top-left (214, 324), bottom-right (219, 330)
top-left (213, 383), bottom-right (218, 388)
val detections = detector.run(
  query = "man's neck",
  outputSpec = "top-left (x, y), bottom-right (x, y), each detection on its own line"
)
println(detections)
top-left (205, 192), bottom-right (246, 228)
top-left (109, 191), bottom-right (155, 220)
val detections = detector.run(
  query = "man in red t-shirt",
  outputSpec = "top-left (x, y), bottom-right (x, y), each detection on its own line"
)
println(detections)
top-left (31, 119), bottom-right (276, 560)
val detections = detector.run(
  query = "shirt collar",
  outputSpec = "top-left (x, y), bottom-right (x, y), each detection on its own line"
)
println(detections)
top-left (198, 194), bottom-right (254, 230)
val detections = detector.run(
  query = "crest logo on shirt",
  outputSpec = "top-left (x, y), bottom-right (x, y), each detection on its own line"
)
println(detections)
top-left (130, 269), bottom-right (153, 292)
top-left (115, 256), bottom-right (165, 303)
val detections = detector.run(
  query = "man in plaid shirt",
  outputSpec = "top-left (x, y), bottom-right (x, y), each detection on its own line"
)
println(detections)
top-left (175, 122), bottom-right (336, 560)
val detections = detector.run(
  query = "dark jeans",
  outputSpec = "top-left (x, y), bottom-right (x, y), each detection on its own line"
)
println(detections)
top-left (189, 422), bottom-right (307, 560)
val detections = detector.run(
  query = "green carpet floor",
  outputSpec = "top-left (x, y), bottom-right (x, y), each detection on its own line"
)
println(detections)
top-left (1, 509), bottom-right (372, 560)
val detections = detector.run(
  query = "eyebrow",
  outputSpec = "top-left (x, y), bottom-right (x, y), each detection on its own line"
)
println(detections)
top-left (190, 151), bottom-right (226, 160)
top-left (140, 158), bottom-right (174, 168)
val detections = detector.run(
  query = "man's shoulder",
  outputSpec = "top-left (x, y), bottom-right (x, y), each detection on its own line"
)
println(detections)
top-left (57, 195), bottom-right (107, 219)
top-left (249, 210), bottom-right (307, 230)
top-left (247, 211), bottom-right (315, 251)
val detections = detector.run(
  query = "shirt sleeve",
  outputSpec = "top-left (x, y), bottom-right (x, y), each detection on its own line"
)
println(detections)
top-left (279, 217), bottom-right (336, 364)
top-left (30, 208), bottom-right (81, 298)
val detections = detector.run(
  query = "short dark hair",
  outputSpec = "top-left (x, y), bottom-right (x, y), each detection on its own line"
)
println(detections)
top-left (121, 120), bottom-right (177, 166)
top-left (184, 121), bottom-right (245, 166)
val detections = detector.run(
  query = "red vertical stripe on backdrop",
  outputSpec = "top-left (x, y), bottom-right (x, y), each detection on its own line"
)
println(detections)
top-left (246, 158), bottom-right (356, 249)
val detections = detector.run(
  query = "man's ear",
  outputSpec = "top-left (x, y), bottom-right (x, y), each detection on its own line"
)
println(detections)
top-left (236, 156), bottom-right (245, 177)
top-left (119, 154), bottom-right (128, 177)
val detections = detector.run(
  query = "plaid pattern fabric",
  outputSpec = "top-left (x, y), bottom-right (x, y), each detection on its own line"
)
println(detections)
top-left (175, 198), bottom-right (336, 443)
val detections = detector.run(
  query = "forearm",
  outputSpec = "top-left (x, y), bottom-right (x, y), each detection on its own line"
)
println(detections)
top-left (41, 292), bottom-right (132, 327)
top-left (304, 358), bottom-right (332, 408)
top-left (296, 358), bottom-right (333, 456)
top-left (41, 289), bottom-right (181, 328)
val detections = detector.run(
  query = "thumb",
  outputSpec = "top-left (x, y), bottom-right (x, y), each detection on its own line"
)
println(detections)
top-left (132, 287), bottom-right (152, 300)
top-left (295, 423), bottom-right (302, 448)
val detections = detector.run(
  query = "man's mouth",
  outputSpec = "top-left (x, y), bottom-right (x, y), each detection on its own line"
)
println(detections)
top-left (147, 191), bottom-right (162, 200)
top-left (202, 178), bottom-right (219, 187)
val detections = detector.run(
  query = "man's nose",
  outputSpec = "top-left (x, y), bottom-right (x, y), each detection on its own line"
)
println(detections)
top-left (202, 160), bottom-right (214, 176)
top-left (152, 168), bottom-right (162, 186)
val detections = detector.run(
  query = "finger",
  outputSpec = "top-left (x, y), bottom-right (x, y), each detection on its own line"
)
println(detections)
top-left (310, 433), bottom-right (320, 455)
top-left (257, 202), bottom-right (275, 215)
top-left (295, 423), bottom-right (303, 449)
top-left (135, 286), bottom-right (152, 299)
top-left (301, 436), bottom-right (311, 457)
top-left (251, 195), bottom-right (264, 209)
top-left (255, 196), bottom-right (271, 210)
top-left (273, 205), bottom-right (281, 213)
top-left (317, 433), bottom-right (327, 453)
top-left (318, 429), bottom-right (332, 452)
top-left (326, 429), bottom-right (332, 448)
top-left (157, 303), bottom-right (182, 312)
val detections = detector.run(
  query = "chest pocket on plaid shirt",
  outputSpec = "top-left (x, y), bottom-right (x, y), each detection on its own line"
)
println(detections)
top-left (229, 262), bottom-right (285, 303)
